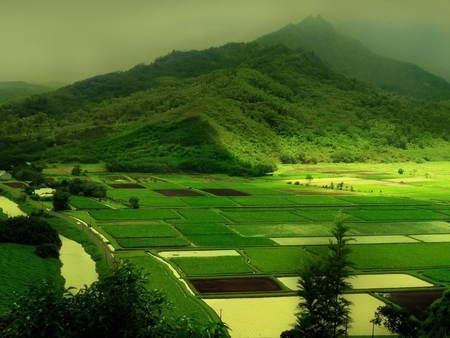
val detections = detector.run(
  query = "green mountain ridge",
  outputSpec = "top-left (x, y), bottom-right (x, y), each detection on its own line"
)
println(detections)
top-left (1, 33), bottom-right (450, 175)
top-left (0, 81), bottom-right (58, 105)
top-left (255, 15), bottom-right (450, 101)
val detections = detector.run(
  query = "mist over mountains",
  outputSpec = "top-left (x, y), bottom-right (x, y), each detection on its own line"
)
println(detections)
top-left (1, 15), bottom-right (450, 175)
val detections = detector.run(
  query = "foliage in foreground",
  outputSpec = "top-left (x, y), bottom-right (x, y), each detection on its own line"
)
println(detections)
top-left (0, 261), bottom-right (227, 338)
top-left (374, 289), bottom-right (450, 337)
top-left (283, 211), bottom-right (354, 338)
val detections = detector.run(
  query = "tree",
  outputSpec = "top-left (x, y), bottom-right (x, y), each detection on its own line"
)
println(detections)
top-left (398, 168), bottom-right (404, 175)
top-left (0, 261), bottom-right (228, 338)
top-left (421, 289), bottom-right (450, 337)
top-left (372, 303), bottom-right (419, 338)
top-left (129, 196), bottom-right (139, 209)
top-left (52, 188), bottom-right (70, 211)
top-left (291, 211), bottom-right (353, 338)
top-left (71, 165), bottom-right (82, 176)
top-left (305, 174), bottom-right (313, 184)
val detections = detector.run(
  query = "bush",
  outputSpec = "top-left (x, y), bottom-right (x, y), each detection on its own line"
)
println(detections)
top-left (35, 243), bottom-right (60, 258)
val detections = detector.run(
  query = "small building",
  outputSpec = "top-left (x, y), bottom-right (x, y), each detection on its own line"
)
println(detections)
top-left (0, 171), bottom-right (12, 180)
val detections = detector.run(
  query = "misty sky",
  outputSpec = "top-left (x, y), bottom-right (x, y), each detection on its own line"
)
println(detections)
top-left (1, 0), bottom-right (449, 84)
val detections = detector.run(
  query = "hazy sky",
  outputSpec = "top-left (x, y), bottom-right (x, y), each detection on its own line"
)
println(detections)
top-left (1, 0), bottom-right (449, 84)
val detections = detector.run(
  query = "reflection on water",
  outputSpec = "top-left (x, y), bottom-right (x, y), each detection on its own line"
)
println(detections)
top-left (0, 196), bottom-right (26, 217)
top-left (59, 236), bottom-right (98, 291)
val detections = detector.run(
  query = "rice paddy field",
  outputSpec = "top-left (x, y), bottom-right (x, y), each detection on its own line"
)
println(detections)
top-left (4, 161), bottom-right (450, 337)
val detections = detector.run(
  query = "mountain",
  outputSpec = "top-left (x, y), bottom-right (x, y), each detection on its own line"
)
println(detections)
top-left (1, 40), bottom-right (450, 175)
top-left (0, 81), bottom-right (60, 104)
top-left (255, 15), bottom-right (450, 101)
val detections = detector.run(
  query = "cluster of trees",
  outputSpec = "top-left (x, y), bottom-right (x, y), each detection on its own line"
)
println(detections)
top-left (0, 261), bottom-right (228, 338)
top-left (0, 215), bottom-right (61, 258)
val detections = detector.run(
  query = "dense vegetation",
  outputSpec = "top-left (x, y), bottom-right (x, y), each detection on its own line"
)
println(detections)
top-left (0, 216), bottom-right (61, 258)
top-left (256, 15), bottom-right (450, 101)
top-left (0, 24), bottom-right (450, 175)
top-left (0, 261), bottom-right (227, 338)
top-left (0, 81), bottom-right (60, 104)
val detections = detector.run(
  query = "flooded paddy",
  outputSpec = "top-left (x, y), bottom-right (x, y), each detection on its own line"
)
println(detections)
top-left (204, 294), bottom-right (392, 337)
top-left (59, 236), bottom-right (98, 291)
top-left (0, 196), bottom-right (26, 217)
top-left (278, 274), bottom-right (433, 291)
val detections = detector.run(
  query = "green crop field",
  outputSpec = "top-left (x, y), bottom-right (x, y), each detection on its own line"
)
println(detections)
top-left (117, 237), bottom-right (190, 248)
top-left (90, 209), bottom-right (181, 220)
top-left (285, 195), bottom-right (353, 205)
top-left (185, 234), bottom-right (275, 247)
top-left (221, 210), bottom-right (308, 223)
top-left (174, 209), bottom-right (230, 223)
top-left (229, 196), bottom-right (295, 206)
top-left (174, 223), bottom-right (233, 235)
top-left (101, 223), bottom-right (180, 238)
top-left (170, 256), bottom-right (255, 275)
top-left (347, 209), bottom-right (449, 221)
top-left (230, 223), bottom-right (334, 237)
top-left (348, 221), bottom-right (450, 236)
top-left (244, 247), bottom-right (311, 273)
top-left (180, 197), bottom-right (238, 207)
top-left (69, 196), bottom-right (110, 209)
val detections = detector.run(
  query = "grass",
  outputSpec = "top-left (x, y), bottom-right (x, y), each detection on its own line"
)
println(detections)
top-left (90, 209), bottom-right (181, 220)
top-left (347, 209), bottom-right (450, 221)
top-left (0, 243), bottom-right (64, 315)
top-left (171, 256), bottom-right (255, 275)
top-left (285, 195), bottom-right (353, 205)
top-left (114, 253), bottom-right (214, 323)
top-left (244, 247), bottom-right (311, 273)
top-left (101, 223), bottom-right (180, 238)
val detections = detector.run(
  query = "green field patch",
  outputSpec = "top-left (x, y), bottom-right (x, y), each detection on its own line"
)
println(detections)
top-left (221, 210), bottom-right (308, 223)
top-left (117, 237), bottom-right (190, 248)
top-left (229, 196), bottom-right (295, 206)
top-left (348, 221), bottom-right (450, 236)
top-left (119, 254), bottom-right (212, 322)
top-left (422, 269), bottom-right (450, 283)
top-left (272, 235), bottom-right (418, 246)
top-left (236, 187), bottom-right (292, 196)
top-left (230, 223), bottom-right (334, 237)
top-left (101, 223), bottom-right (180, 238)
top-left (335, 196), bottom-right (426, 205)
top-left (174, 223), bottom-right (232, 235)
top-left (90, 209), bottom-right (181, 220)
top-left (417, 205), bottom-right (450, 210)
top-left (244, 247), bottom-right (311, 273)
top-left (285, 195), bottom-right (353, 205)
top-left (69, 195), bottom-right (110, 209)
top-left (309, 243), bottom-right (450, 269)
top-left (173, 209), bottom-right (229, 223)
top-left (293, 209), bottom-right (358, 222)
top-left (0, 243), bottom-right (63, 315)
top-left (180, 197), bottom-right (238, 207)
top-left (135, 197), bottom-right (187, 207)
top-left (409, 234), bottom-right (450, 243)
top-left (171, 256), bottom-right (255, 275)
top-left (107, 189), bottom-right (163, 199)
top-left (346, 209), bottom-right (449, 221)
top-left (185, 234), bottom-right (276, 247)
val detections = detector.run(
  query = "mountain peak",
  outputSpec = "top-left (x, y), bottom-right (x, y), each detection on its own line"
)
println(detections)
top-left (296, 14), bottom-right (336, 33)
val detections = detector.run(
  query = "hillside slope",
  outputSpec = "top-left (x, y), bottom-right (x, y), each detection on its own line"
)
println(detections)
top-left (1, 42), bottom-right (450, 175)
top-left (255, 15), bottom-right (450, 101)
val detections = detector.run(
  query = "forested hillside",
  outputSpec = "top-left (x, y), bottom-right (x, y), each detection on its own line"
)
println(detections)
top-left (255, 15), bottom-right (450, 101)
top-left (0, 82), bottom-right (58, 104)
top-left (1, 41), bottom-right (450, 175)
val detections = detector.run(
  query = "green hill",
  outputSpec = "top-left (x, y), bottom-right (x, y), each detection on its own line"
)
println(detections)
top-left (255, 15), bottom-right (450, 101)
top-left (1, 41), bottom-right (450, 175)
top-left (0, 81), bottom-right (58, 104)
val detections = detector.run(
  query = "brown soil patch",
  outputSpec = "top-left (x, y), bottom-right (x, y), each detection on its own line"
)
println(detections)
top-left (45, 177), bottom-right (55, 182)
top-left (386, 290), bottom-right (444, 319)
top-left (2, 182), bottom-right (27, 188)
top-left (201, 188), bottom-right (251, 196)
top-left (189, 277), bottom-right (282, 294)
top-left (153, 189), bottom-right (204, 197)
top-left (109, 183), bottom-right (146, 189)
top-left (131, 176), bottom-right (167, 183)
